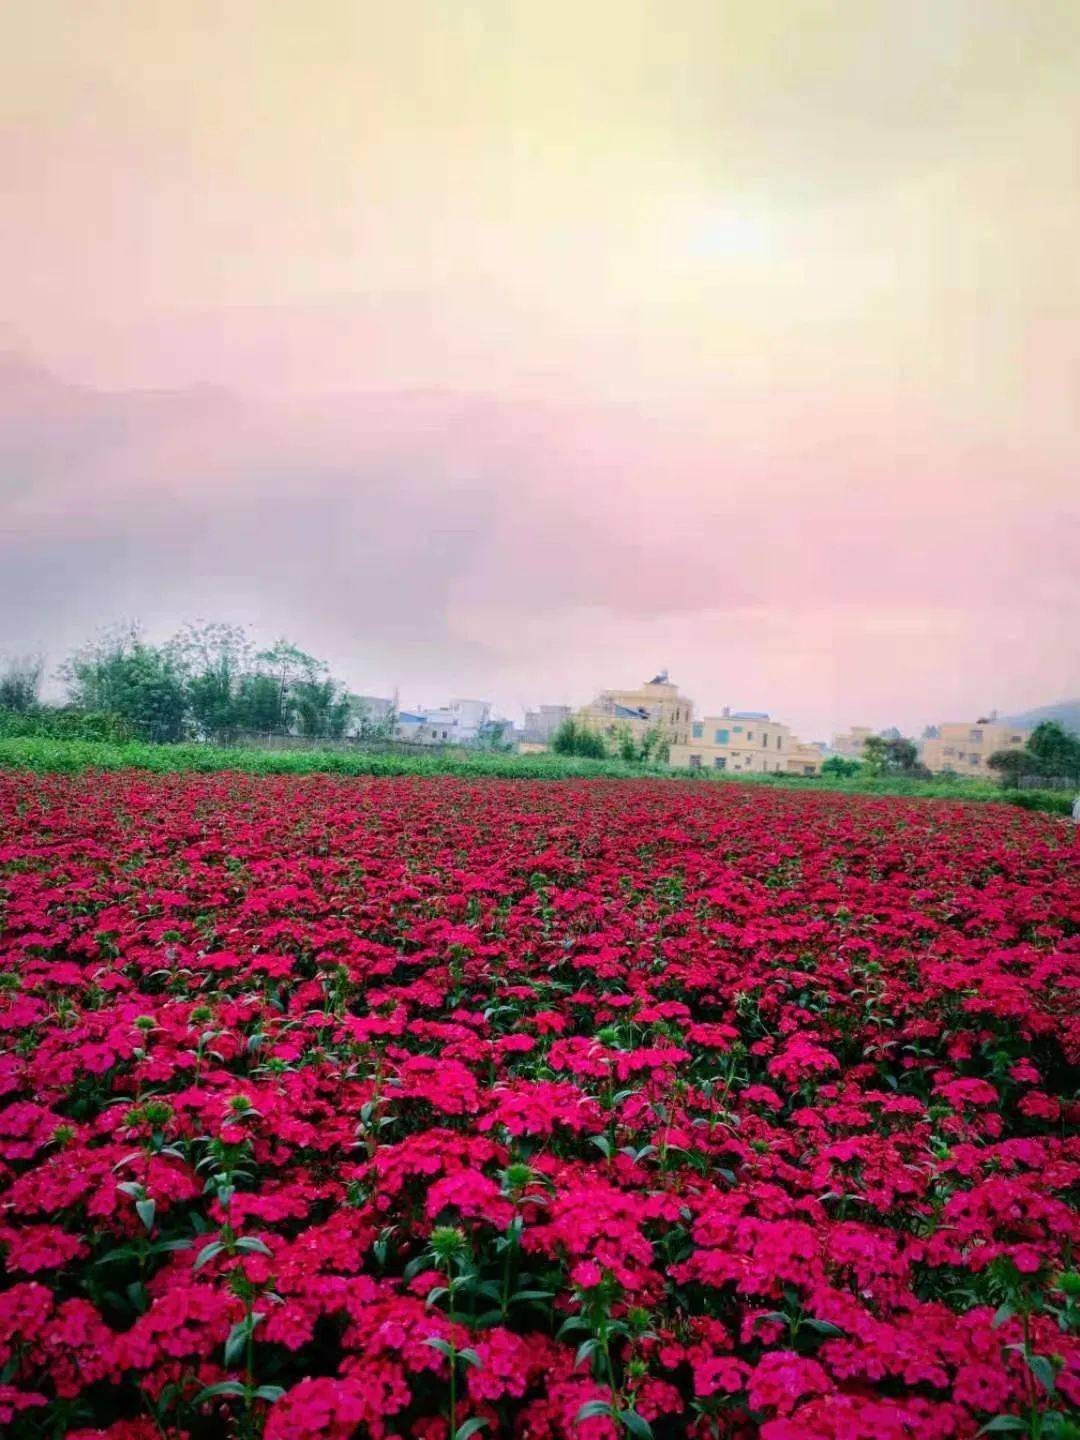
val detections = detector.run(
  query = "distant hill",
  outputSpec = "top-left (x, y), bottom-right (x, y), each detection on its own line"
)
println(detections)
top-left (1003, 700), bottom-right (1080, 735)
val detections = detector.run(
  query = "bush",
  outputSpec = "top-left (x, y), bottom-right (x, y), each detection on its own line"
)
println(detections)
top-left (550, 717), bottom-right (608, 759)
top-left (0, 707), bottom-right (134, 743)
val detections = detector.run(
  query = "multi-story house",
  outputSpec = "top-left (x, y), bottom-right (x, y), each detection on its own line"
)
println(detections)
top-left (576, 671), bottom-right (693, 747)
top-left (922, 720), bottom-right (1028, 777)
top-left (669, 709), bottom-right (823, 776)
top-left (517, 704), bottom-right (573, 753)
top-left (831, 726), bottom-right (875, 759)
top-left (394, 698), bottom-right (494, 745)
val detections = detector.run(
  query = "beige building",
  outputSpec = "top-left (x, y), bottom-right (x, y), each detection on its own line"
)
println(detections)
top-left (670, 710), bottom-right (823, 776)
top-left (832, 726), bottom-right (875, 759)
top-left (577, 671), bottom-right (693, 747)
top-left (922, 720), bottom-right (1028, 777)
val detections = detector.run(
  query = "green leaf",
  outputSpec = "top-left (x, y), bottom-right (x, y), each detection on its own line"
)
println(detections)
top-left (224, 1319), bottom-right (250, 1368)
top-left (194, 1239), bottom-right (226, 1271)
top-left (193, 1381), bottom-right (247, 1405)
top-left (455, 1420), bottom-right (489, 1440)
top-left (424, 1337), bottom-right (455, 1360)
top-left (458, 1347), bottom-right (482, 1369)
top-left (803, 1318), bottom-right (843, 1337)
top-left (253, 1385), bottom-right (285, 1402)
top-left (618, 1411), bottom-right (654, 1439)
top-left (1026, 1353), bottom-right (1057, 1396)
top-left (978, 1419), bottom-right (1028, 1435)
top-left (575, 1337), bottom-right (599, 1369)
top-left (576, 1400), bottom-right (615, 1422)
top-left (135, 1197), bottom-right (156, 1232)
top-left (235, 1236), bottom-right (272, 1257)
top-left (590, 1135), bottom-right (612, 1158)
top-left (992, 1303), bottom-right (1015, 1329)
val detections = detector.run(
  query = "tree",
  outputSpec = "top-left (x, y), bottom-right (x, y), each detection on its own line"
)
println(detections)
top-left (613, 724), bottom-right (667, 764)
top-left (60, 625), bottom-right (187, 742)
top-left (291, 677), bottom-right (351, 739)
top-left (1026, 721), bottom-right (1080, 782)
top-left (863, 734), bottom-right (927, 777)
top-left (235, 673), bottom-right (286, 734)
top-left (0, 656), bottom-right (43, 713)
top-left (551, 717), bottom-right (608, 759)
top-left (987, 748), bottom-right (1035, 788)
top-left (167, 622), bottom-right (253, 744)
top-left (821, 755), bottom-right (863, 778)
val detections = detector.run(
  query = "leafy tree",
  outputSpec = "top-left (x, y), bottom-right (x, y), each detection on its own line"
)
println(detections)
top-left (167, 622), bottom-right (253, 743)
top-left (1026, 721), bottom-right (1080, 782)
top-left (821, 755), bottom-right (863, 778)
top-left (60, 625), bottom-right (186, 742)
top-left (991, 722), bottom-right (1080, 788)
top-left (613, 724), bottom-right (667, 764)
top-left (292, 677), bottom-right (351, 739)
top-left (235, 673), bottom-right (286, 734)
top-left (0, 655), bottom-right (43, 712)
top-left (863, 735), bottom-right (928, 777)
top-left (987, 748), bottom-right (1035, 788)
top-left (551, 717), bottom-right (608, 759)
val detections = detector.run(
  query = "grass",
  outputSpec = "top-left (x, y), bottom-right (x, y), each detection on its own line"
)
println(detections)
top-left (0, 734), bottom-right (1073, 815)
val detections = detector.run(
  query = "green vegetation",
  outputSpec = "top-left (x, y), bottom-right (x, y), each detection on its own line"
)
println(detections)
top-left (989, 720), bottom-right (1080, 789)
top-left (0, 734), bottom-right (1072, 813)
top-left (551, 715), bottom-right (667, 763)
top-left (4, 622), bottom-right (362, 746)
top-left (862, 733), bottom-right (931, 778)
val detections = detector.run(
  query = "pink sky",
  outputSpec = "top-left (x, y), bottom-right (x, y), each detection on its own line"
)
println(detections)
top-left (2, 1), bottom-right (1078, 737)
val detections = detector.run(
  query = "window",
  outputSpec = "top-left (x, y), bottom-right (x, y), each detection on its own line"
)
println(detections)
top-left (776, 735), bottom-right (782, 749)
top-left (746, 731), bottom-right (754, 741)
top-left (762, 733), bottom-right (768, 747)
top-left (689, 754), bottom-right (702, 769)
top-left (714, 728), bottom-right (729, 744)
top-left (969, 755), bottom-right (980, 766)
top-left (732, 725), bottom-right (743, 733)
top-left (692, 722), bottom-right (703, 739)
top-left (713, 757), bottom-right (726, 770)
top-left (969, 728), bottom-right (982, 742)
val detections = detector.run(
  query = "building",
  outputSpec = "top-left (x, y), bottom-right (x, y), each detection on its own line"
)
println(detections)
top-left (922, 719), bottom-right (1029, 777)
top-left (347, 694), bottom-right (396, 739)
top-left (832, 726), bottom-right (875, 759)
top-left (576, 671), bottom-right (693, 747)
top-left (670, 709), bottom-right (823, 776)
top-left (394, 698), bottom-right (495, 746)
top-left (520, 704), bottom-right (573, 747)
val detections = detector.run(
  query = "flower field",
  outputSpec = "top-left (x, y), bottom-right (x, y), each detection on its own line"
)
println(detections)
top-left (0, 772), bottom-right (1077, 1440)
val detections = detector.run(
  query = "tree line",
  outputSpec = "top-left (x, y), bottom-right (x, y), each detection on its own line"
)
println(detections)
top-left (988, 723), bottom-right (1080, 788)
top-left (0, 623), bottom-right (395, 744)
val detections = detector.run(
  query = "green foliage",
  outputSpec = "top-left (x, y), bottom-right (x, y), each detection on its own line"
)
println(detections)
top-left (0, 656), bottom-right (42, 712)
top-left (821, 755), bottom-right (863, 778)
top-left (863, 734), bottom-right (930, 778)
top-left (989, 721), bottom-right (1080, 789)
top-left (51, 622), bottom-right (356, 744)
top-left (614, 725), bottom-right (668, 765)
top-left (0, 707), bottom-right (133, 742)
top-left (60, 624), bottom-right (187, 742)
top-left (551, 717), bottom-right (609, 759)
top-left (0, 735), bottom-right (1072, 813)
top-left (1026, 721), bottom-right (1080, 782)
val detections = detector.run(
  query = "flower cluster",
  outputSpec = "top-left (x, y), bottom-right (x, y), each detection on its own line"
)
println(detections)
top-left (0, 771), bottom-right (1077, 1438)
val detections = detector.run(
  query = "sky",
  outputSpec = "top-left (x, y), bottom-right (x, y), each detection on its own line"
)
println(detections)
top-left (2, 0), bottom-right (1078, 739)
